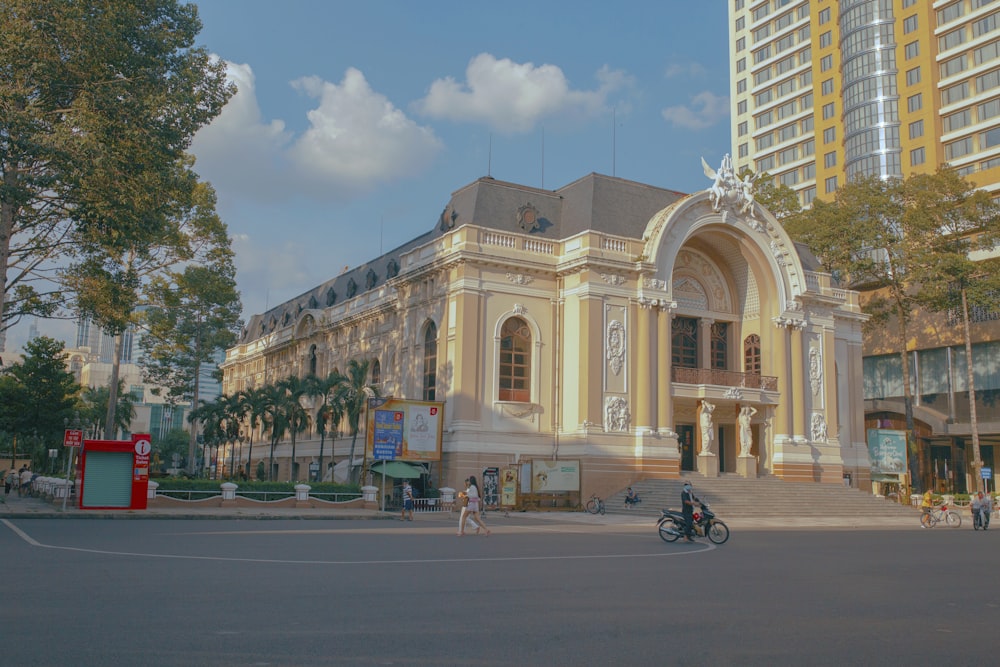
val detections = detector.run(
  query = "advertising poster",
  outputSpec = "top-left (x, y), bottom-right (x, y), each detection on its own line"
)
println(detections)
top-left (866, 429), bottom-right (907, 476)
top-left (365, 399), bottom-right (444, 461)
top-left (531, 459), bottom-right (581, 492)
top-left (500, 466), bottom-right (519, 507)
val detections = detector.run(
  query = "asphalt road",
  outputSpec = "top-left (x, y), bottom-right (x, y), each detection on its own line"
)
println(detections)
top-left (2, 513), bottom-right (997, 666)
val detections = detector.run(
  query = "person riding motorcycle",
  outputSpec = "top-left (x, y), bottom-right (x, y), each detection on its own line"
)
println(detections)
top-left (681, 482), bottom-right (700, 543)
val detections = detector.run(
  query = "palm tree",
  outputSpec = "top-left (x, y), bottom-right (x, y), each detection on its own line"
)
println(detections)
top-left (221, 392), bottom-right (245, 479)
top-left (342, 359), bottom-right (378, 485)
top-left (308, 371), bottom-right (347, 483)
top-left (237, 386), bottom-right (270, 480)
top-left (276, 375), bottom-right (311, 482)
top-left (260, 383), bottom-right (286, 481)
top-left (189, 397), bottom-right (225, 478)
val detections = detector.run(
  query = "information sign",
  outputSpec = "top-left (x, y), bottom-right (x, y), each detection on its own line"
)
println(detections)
top-left (63, 429), bottom-right (83, 448)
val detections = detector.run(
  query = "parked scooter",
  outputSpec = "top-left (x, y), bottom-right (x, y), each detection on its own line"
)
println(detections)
top-left (657, 500), bottom-right (730, 544)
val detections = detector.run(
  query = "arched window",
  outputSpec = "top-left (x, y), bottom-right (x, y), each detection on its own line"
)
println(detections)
top-left (423, 323), bottom-right (437, 401)
top-left (371, 358), bottom-right (381, 386)
top-left (672, 317), bottom-right (698, 369)
top-left (744, 334), bottom-right (762, 375)
top-left (308, 345), bottom-right (317, 376)
top-left (499, 317), bottom-right (531, 402)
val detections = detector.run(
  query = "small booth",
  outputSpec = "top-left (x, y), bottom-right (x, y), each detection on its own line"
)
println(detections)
top-left (77, 433), bottom-right (151, 510)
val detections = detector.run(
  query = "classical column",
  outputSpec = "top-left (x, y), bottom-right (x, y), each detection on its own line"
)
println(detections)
top-left (771, 319), bottom-right (791, 438)
top-left (698, 318), bottom-right (715, 371)
top-left (634, 302), bottom-right (652, 431)
top-left (790, 324), bottom-right (806, 439)
top-left (823, 328), bottom-right (838, 442)
top-left (656, 307), bottom-right (672, 433)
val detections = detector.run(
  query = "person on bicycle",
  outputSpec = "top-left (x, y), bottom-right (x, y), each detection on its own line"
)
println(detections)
top-left (921, 488), bottom-right (936, 519)
top-left (681, 482), bottom-right (700, 542)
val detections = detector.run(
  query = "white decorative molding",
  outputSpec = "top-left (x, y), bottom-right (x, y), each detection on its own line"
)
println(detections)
top-left (506, 272), bottom-right (533, 285)
top-left (723, 387), bottom-right (743, 400)
top-left (604, 396), bottom-right (631, 432)
top-left (809, 347), bottom-right (822, 396)
top-left (642, 277), bottom-right (667, 290)
top-left (606, 320), bottom-right (626, 375)
top-left (513, 303), bottom-right (526, 315)
top-left (600, 273), bottom-right (626, 285)
top-left (500, 402), bottom-right (539, 422)
top-left (811, 413), bottom-right (828, 442)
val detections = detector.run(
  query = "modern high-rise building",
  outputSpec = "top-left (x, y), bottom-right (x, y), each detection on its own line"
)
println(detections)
top-left (730, 0), bottom-right (1000, 206)
top-left (729, 0), bottom-right (1000, 495)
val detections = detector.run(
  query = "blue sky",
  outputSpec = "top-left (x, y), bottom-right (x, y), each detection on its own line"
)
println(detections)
top-left (7, 0), bottom-right (733, 353)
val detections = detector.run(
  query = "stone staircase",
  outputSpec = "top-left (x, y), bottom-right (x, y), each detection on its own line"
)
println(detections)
top-left (603, 473), bottom-right (921, 521)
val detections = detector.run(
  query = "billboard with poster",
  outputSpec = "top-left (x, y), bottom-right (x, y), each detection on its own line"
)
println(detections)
top-left (365, 398), bottom-right (444, 461)
top-left (530, 459), bottom-right (580, 492)
top-left (866, 429), bottom-right (907, 476)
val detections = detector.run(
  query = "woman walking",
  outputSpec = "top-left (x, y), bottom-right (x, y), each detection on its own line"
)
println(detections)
top-left (457, 475), bottom-right (490, 536)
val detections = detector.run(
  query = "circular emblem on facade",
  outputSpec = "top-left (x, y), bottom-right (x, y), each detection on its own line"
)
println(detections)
top-left (517, 203), bottom-right (540, 232)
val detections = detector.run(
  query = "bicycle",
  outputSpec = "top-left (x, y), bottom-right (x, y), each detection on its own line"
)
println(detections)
top-left (585, 494), bottom-right (606, 515)
top-left (920, 504), bottom-right (962, 528)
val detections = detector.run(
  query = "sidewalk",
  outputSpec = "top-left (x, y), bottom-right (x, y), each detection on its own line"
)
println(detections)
top-left (0, 491), bottom-right (928, 529)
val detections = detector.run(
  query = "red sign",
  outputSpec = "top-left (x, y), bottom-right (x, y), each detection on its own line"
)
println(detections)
top-left (63, 429), bottom-right (83, 448)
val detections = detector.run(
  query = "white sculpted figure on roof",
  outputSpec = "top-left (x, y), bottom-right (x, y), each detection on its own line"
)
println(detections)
top-left (701, 154), bottom-right (758, 221)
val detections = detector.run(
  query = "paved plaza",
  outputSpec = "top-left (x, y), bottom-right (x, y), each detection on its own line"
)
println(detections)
top-left (2, 495), bottom-right (997, 666)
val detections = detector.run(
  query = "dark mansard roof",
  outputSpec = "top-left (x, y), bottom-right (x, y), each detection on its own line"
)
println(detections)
top-left (240, 173), bottom-right (689, 342)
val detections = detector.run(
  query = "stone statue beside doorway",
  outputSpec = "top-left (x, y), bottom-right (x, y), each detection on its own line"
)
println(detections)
top-left (699, 401), bottom-right (716, 454)
top-left (738, 406), bottom-right (757, 457)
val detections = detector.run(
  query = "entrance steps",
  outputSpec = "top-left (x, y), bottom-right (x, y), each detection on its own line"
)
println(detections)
top-left (604, 473), bottom-right (920, 520)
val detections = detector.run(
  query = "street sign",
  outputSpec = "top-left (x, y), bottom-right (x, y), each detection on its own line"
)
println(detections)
top-left (63, 429), bottom-right (83, 448)
top-left (982, 467), bottom-right (992, 480)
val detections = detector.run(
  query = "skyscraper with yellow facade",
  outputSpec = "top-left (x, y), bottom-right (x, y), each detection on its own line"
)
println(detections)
top-left (730, 0), bottom-right (1000, 494)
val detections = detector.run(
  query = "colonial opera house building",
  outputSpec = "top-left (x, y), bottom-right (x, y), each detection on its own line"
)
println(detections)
top-left (220, 157), bottom-right (870, 497)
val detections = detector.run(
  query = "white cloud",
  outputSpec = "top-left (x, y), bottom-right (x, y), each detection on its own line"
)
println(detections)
top-left (661, 91), bottom-right (730, 130)
top-left (190, 60), bottom-right (293, 199)
top-left (416, 53), bottom-right (628, 134)
top-left (664, 62), bottom-right (708, 79)
top-left (190, 59), bottom-right (442, 202)
top-left (288, 68), bottom-right (443, 195)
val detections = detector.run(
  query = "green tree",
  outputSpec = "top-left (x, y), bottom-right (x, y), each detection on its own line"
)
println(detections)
top-left (260, 383), bottom-right (287, 481)
top-left (738, 169), bottom-right (802, 221)
top-left (153, 428), bottom-right (190, 473)
top-left (76, 382), bottom-right (137, 440)
top-left (308, 371), bottom-right (347, 483)
top-left (237, 386), bottom-right (271, 480)
top-left (903, 169), bottom-right (1000, 491)
top-left (0, 337), bottom-right (79, 444)
top-left (138, 192), bottom-right (243, 474)
top-left (342, 359), bottom-right (378, 485)
top-left (189, 397), bottom-right (224, 478)
top-left (276, 375), bottom-right (312, 482)
top-left (0, 0), bottom-right (232, 346)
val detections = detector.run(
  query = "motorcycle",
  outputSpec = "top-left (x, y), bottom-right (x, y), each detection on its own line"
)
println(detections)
top-left (657, 500), bottom-right (730, 544)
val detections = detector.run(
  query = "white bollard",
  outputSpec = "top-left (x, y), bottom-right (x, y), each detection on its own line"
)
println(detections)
top-left (220, 482), bottom-right (238, 501)
top-left (147, 480), bottom-right (159, 500)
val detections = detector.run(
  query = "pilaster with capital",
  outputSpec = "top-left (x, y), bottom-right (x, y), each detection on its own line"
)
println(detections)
top-left (656, 306), bottom-right (672, 435)
top-left (634, 301), bottom-right (653, 432)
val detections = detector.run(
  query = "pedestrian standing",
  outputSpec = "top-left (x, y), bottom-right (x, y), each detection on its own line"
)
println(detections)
top-left (401, 480), bottom-right (414, 521)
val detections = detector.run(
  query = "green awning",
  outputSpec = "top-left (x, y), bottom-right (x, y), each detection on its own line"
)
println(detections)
top-left (369, 461), bottom-right (425, 479)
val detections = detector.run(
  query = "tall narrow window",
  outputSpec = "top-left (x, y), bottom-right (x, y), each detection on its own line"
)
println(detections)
top-left (672, 317), bottom-right (698, 369)
top-left (499, 317), bottom-right (531, 401)
top-left (711, 322), bottom-right (729, 370)
top-left (371, 358), bottom-right (380, 387)
top-left (745, 335), bottom-right (762, 375)
top-left (422, 323), bottom-right (437, 401)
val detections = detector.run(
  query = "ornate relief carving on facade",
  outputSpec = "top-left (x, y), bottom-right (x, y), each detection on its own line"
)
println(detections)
top-left (506, 272), bottom-right (533, 285)
top-left (723, 387), bottom-right (743, 400)
top-left (605, 396), bottom-right (630, 432)
top-left (673, 250), bottom-right (731, 311)
top-left (770, 240), bottom-right (785, 266)
top-left (517, 203), bottom-right (541, 232)
top-left (606, 319), bottom-right (626, 375)
top-left (642, 277), bottom-right (667, 290)
top-left (513, 303), bottom-right (526, 315)
top-left (601, 273), bottom-right (626, 286)
top-left (501, 402), bottom-right (539, 422)
top-left (811, 413), bottom-right (828, 442)
top-left (809, 347), bottom-right (822, 396)
top-left (701, 154), bottom-right (759, 221)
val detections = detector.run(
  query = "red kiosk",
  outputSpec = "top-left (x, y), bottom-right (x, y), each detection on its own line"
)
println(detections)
top-left (77, 433), bottom-right (151, 510)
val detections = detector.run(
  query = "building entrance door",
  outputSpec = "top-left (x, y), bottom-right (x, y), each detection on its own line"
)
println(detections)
top-left (678, 424), bottom-right (695, 471)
